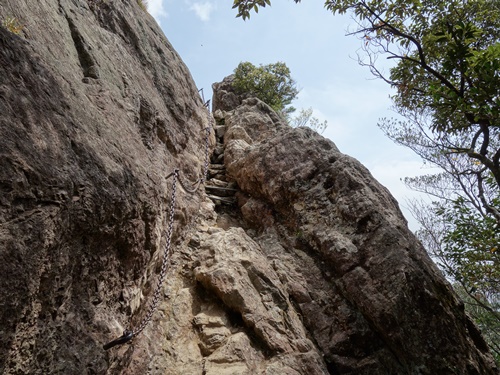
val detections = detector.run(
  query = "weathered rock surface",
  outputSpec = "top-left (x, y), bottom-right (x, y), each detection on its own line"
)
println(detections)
top-left (210, 79), bottom-right (499, 373)
top-left (0, 1), bottom-right (211, 373)
top-left (0, 1), bottom-right (498, 374)
top-left (215, 94), bottom-right (499, 374)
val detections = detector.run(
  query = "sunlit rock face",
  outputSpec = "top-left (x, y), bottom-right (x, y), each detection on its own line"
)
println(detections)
top-left (212, 91), bottom-right (498, 375)
top-left (0, 1), bottom-right (497, 374)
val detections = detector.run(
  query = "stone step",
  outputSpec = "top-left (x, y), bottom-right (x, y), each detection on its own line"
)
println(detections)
top-left (207, 194), bottom-right (236, 205)
top-left (206, 178), bottom-right (235, 188)
top-left (208, 169), bottom-right (226, 180)
top-left (209, 174), bottom-right (227, 181)
top-left (206, 185), bottom-right (238, 192)
top-left (205, 185), bottom-right (238, 197)
top-left (209, 164), bottom-right (225, 171)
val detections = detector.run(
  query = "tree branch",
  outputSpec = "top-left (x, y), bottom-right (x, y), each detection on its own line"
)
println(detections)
top-left (357, 1), bottom-right (461, 97)
top-left (477, 173), bottom-right (500, 223)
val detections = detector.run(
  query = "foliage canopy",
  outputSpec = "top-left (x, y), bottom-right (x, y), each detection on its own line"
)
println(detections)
top-left (233, 61), bottom-right (299, 115)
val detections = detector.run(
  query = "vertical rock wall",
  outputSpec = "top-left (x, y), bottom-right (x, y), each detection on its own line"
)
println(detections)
top-left (0, 0), bottom-right (211, 373)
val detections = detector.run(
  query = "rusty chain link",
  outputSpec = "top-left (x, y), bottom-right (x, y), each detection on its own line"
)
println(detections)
top-left (104, 100), bottom-right (213, 350)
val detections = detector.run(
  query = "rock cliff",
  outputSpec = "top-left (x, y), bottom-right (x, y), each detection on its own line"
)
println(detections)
top-left (0, 0), bottom-right (210, 373)
top-left (0, 1), bottom-right (498, 374)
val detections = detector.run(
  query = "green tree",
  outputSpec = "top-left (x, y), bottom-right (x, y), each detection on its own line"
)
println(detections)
top-left (233, 61), bottom-right (299, 116)
top-left (232, 0), bottom-right (273, 20)
top-left (410, 197), bottom-right (500, 361)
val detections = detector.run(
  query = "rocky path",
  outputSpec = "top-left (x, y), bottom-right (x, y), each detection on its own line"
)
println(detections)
top-left (205, 115), bottom-right (238, 206)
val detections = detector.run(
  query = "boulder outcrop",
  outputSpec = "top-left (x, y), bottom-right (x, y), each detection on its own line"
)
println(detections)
top-left (215, 94), bottom-right (498, 374)
top-left (0, 1), bottom-right (498, 374)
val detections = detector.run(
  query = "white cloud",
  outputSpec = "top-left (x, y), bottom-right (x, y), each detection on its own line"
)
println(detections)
top-left (189, 1), bottom-right (215, 22)
top-left (147, 0), bottom-right (168, 20)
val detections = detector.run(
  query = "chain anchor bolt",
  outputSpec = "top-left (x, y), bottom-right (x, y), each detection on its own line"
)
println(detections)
top-left (103, 330), bottom-right (134, 350)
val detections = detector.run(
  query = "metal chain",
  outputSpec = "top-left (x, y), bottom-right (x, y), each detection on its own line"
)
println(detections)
top-left (103, 170), bottom-right (178, 350)
top-left (104, 103), bottom-right (213, 350)
top-left (130, 168), bottom-right (178, 336)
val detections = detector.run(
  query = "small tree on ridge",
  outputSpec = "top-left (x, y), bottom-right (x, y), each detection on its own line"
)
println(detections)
top-left (233, 61), bottom-right (299, 116)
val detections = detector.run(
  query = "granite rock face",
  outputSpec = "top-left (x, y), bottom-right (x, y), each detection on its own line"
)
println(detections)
top-left (0, 1), bottom-right (498, 374)
top-left (218, 96), bottom-right (498, 374)
top-left (0, 1), bottom-right (210, 373)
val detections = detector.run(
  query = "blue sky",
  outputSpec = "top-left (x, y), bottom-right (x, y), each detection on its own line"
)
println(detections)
top-left (147, 0), bottom-right (437, 230)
